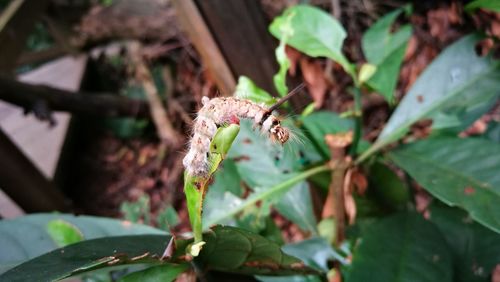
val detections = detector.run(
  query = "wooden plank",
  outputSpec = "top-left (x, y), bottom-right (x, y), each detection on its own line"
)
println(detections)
top-left (172, 0), bottom-right (236, 96)
top-left (0, 0), bottom-right (51, 73)
top-left (195, 0), bottom-right (279, 95)
top-left (0, 127), bottom-right (67, 212)
top-left (0, 189), bottom-right (24, 218)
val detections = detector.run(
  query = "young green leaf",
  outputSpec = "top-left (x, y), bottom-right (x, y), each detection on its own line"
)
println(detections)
top-left (358, 34), bottom-right (500, 163)
top-left (235, 76), bottom-right (275, 105)
top-left (348, 213), bottom-right (453, 282)
top-left (272, 11), bottom-right (294, 96)
top-left (269, 5), bottom-right (355, 79)
top-left (465, 0), bottom-right (500, 12)
top-left (389, 137), bottom-right (500, 233)
top-left (361, 5), bottom-right (412, 103)
top-left (46, 220), bottom-right (84, 248)
top-left (118, 264), bottom-right (189, 282)
top-left (358, 63), bottom-right (377, 85)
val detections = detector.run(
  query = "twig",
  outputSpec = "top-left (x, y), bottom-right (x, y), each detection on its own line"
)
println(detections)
top-left (129, 42), bottom-right (181, 146)
top-left (331, 0), bottom-right (342, 19)
top-left (162, 65), bottom-right (193, 124)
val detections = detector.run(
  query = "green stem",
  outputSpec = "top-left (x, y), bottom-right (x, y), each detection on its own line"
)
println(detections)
top-left (204, 163), bottom-right (331, 228)
top-left (349, 87), bottom-right (362, 156)
top-left (355, 141), bottom-right (383, 164)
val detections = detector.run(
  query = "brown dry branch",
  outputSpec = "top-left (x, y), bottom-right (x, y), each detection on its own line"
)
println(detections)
top-left (0, 74), bottom-right (149, 118)
top-left (129, 42), bottom-right (182, 147)
top-left (73, 0), bottom-right (179, 48)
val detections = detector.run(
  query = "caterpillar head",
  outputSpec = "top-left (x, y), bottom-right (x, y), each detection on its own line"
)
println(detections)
top-left (263, 116), bottom-right (290, 144)
top-left (271, 124), bottom-right (290, 144)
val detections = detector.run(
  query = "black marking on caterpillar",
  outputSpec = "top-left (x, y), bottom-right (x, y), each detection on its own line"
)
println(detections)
top-left (183, 96), bottom-right (290, 177)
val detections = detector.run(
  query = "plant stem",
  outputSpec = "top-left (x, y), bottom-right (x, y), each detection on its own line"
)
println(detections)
top-left (204, 163), bottom-right (331, 228)
top-left (349, 87), bottom-right (362, 156)
top-left (355, 140), bottom-right (385, 164)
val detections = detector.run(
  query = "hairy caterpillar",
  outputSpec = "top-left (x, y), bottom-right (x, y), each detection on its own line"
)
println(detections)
top-left (183, 96), bottom-right (290, 177)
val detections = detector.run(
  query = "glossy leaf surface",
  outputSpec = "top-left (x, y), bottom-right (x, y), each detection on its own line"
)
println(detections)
top-left (348, 213), bottom-right (452, 282)
top-left (389, 137), bottom-right (500, 233)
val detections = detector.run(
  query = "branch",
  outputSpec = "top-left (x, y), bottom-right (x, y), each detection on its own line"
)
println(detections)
top-left (0, 75), bottom-right (150, 118)
top-left (130, 42), bottom-right (182, 145)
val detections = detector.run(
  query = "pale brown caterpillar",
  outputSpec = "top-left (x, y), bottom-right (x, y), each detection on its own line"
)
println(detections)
top-left (183, 96), bottom-right (290, 177)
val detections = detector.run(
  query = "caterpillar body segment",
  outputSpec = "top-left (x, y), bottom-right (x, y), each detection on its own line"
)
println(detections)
top-left (183, 96), bottom-right (290, 177)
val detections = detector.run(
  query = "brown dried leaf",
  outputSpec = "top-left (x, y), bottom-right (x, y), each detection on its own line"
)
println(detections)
top-left (344, 169), bottom-right (356, 225)
top-left (300, 58), bottom-right (328, 108)
top-left (324, 132), bottom-right (353, 149)
top-left (459, 118), bottom-right (488, 137)
top-left (492, 264), bottom-right (500, 282)
top-left (351, 169), bottom-right (368, 195)
top-left (404, 36), bottom-right (418, 61)
top-left (286, 46), bottom-right (302, 76)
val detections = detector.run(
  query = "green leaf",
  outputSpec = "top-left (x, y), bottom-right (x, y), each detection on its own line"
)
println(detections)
top-left (486, 121), bottom-right (500, 142)
top-left (272, 11), bottom-right (294, 96)
top-left (300, 111), bottom-right (354, 158)
top-left (358, 63), bottom-right (377, 85)
top-left (429, 203), bottom-right (500, 282)
top-left (197, 226), bottom-right (317, 275)
top-left (362, 8), bottom-right (411, 64)
top-left (358, 34), bottom-right (500, 163)
top-left (211, 121), bottom-right (318, 233)
top-left (368, 161), bottom-right (410, 210)
top-left (210, 124), bottom-right (240, 157)
top-left (465, 0), bottom-right (500, 12)
top-left (203, 163), bottom-right (329, 231)
top-left (156, 206), bottom-right (180, 230)
top-left (347, 213), bottom-right (453, 282)
top-left (0, 225), bottom-right (315, 280)
top-left (431, 93), bottom-right (498, 134)
top-left (280, 238), bottom-right (345, 271)
top-left (362, 7), bottom-right (413, 103)
top-left (235, 76), bottom-right (275, 105)
top-left (118, 263), bottom-right (189, 282)
top-left (0, 214), bottom-right (166, 274)
top-left (269, 5), bottom-right (354, 78)
top-left (256, 237), bottom-right (342, 282)
top-left (46, 220), bottom-right (84, 247)
top-left (366, 42), bottom-right (409, 104)
top-left (0, 235), bottom-right (171, 282)
top-left (120, 195), bottom-right (151, 225)
top-left (389, 137), bottom-right (500, 233)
